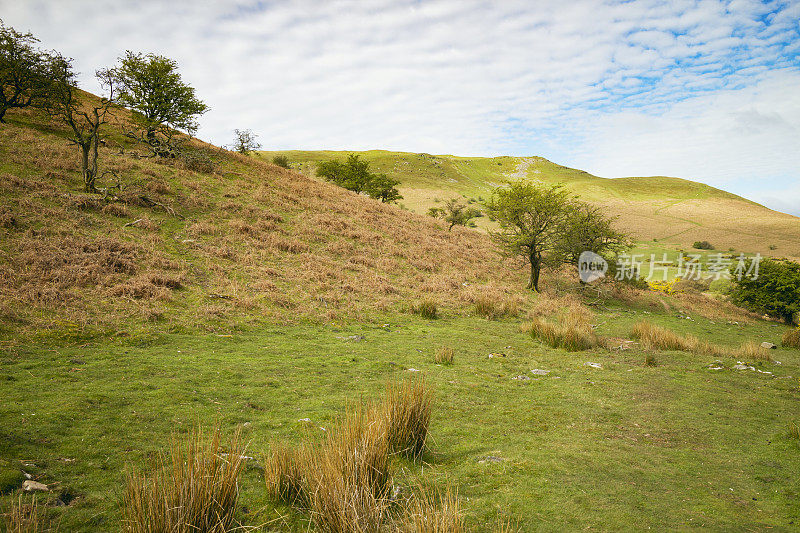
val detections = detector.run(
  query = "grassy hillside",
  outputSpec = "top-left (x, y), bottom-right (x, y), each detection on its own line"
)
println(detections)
top-left (1, 103), bottom-right (799, 532)
top-left (259, 150), bottom-right (800, 259)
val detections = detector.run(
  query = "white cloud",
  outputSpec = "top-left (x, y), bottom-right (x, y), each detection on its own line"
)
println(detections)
top-left (1, 0), bottom-right (798, 213)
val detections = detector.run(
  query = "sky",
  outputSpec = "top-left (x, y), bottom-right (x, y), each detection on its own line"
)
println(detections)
top-left (2, 0), bottom-right (799, 214)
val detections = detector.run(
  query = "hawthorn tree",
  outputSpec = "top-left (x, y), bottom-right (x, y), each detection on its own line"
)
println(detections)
top-left (232, 129), bottom-right (261, 155)
top-left (556, 204), bottom-right (630, 269)
top-left (46, 58), bottom-right (117, 192)
top-left (729, 258), bottom-right (800, 324)
top-left (317, 154), bottom-right (402, 203)
top-left (428, 197), bottom-right (481, 230)
top-left (0, 21), bottom-right (59, 123)
top-left (110, 51), bottom-right (207, 155)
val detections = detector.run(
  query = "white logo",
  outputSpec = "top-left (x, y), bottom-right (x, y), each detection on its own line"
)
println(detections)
top-left (579, 251), bottom-right (608, 283)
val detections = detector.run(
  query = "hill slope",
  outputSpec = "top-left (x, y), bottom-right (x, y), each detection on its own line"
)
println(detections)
top-left (259, 150), bottom-right (800, 258)
top-left (0, 108), bottom-right (524, 335)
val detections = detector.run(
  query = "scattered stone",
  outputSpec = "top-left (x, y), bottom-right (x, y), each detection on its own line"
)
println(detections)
top-left (512, 375), bottom-right (530, 381)
top-left (336, 335), bottom-right (365, 342)
top-left (707, 362), bottom-right (725, 370)
top-left (488, 353), bottom-right (506, 358)
top-left (530, 369), bottom-right (550, 375)
top-left (22, 480), bottom-right (48, 492)
top-left (479, 456), bottom-right (505, 464)
top-left (585, 362), bottom-right (602, 369)
top-left (298, 418), bottom-right (312, 423)
top-left (733, 363), bottom-right (755, 371)
top-left (407, 368), bottom-right (420, 372)
top-left (760, 342), bottom-right (777, 349)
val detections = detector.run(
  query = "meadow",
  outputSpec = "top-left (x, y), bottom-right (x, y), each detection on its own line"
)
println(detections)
top-left (1, 103), bottom-right (799, 532)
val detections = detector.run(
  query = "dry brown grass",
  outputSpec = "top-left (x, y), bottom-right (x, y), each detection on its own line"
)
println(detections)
top-left (782, 328), bottom-right (800, 349)
top-left (434, 346), bottom-right (454, 365)
top-left (383, 378), bottom-right (433, 459)
top-left (473, 294), bottom-right (519, 319)
top-left (122, 426), bottom-right (245, 533)
top-left (632, 321), bottom-right (771, 360)
top-left (397, 483), bottom-right (463, 533)
top-left (2, 495), bottom-right (55, 533)
top-left (411, 300), bottom-right (438, 320)
top-left (522, 297), bottom-right (599, 351)
top-left (790, 421), bottom-right (800, 440)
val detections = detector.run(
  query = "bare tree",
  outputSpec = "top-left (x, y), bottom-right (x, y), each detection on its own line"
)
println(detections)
top-left (232, 129), bottom-right (261, 155)
top-left (46, 58), bottom-right (117, 192)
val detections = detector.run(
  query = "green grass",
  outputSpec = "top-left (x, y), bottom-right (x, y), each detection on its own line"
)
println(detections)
top-left (2, 305), bottom-right (799, 531)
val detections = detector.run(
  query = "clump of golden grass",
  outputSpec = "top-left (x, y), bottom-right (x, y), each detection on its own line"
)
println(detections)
top-left (474, 295), bottom-right (519, 319)
top-left (411, 300), bottom-right (438, 320)
top-left (782, 328), bottom-right (800, 349)
top-left (100, 202), bottom-right (131, 218)
top-left (524, 318), bottom-right (598, 351)
top-left (434, 346), bottom-right (454, 365)
top-left (645, 354), bottom-right (658, 367)
top-left (3, 495), bottom-right (54, 533)
top-left (789, 421), bottom-right (800, 440)
top-left (397, 483), bottom-right (463, 533)
top-left (383, 378), bottom-right (433, 459)
top-left (122, 426), bottom-right (245, 533)
top-left (736, 341), bottom-right (772, 361)
top-left (632, 321), bottom-right (771, 360)
top-left (265, 379), bottom-right (443, 531)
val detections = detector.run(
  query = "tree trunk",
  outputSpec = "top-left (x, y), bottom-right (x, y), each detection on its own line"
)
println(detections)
top-left (0, 108), bottom-right (6, 123)
top-left (80, 142), bottom-right (95, 192)
top-left (527, 251), bottom-right (541, 292)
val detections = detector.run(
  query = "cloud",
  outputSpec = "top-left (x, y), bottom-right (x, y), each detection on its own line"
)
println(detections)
top-left (1, 0), bottom-right (798, 213)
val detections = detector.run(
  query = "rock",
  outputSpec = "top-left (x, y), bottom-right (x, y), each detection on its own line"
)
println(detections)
top-left (298, 418), bottom-right (312, 423)
top-left (584, 362), bottom-right (602, 369)
top-left (733, 363), bottom-right (755, 371)
top-left (488, 353), bottom-right (506, 358)
top-left (22, 480), bottom-right (48, 492)
top-left (512, 375), bottom-right (530, 381)
top-left (336, 335), bottom-right (365, 342)
top-left (530, 369), bottom-right (550, 375)
top-left (760, 342), bottom-right (777, 349)
top-left (478, 455), bottom-right (505, 464)
top-left (407, 368), bottom-right (420, 372)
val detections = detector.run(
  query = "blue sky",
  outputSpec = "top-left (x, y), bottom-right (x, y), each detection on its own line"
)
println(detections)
top-left (2, 0), bottom-right (799, 214)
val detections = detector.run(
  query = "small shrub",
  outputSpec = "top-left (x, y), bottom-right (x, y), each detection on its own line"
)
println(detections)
top-left (383, 378), bottom-right (433, 459)
top-left (101, 203), bottom-right (131, 218)
top-left (180, 149), bottom-right (215, 174)
top-left (526, 319), bottom-right (598, 351)
top-left (122, 426), bottom-right (245, 533)
top-left (434, 346), bottom-right (454, 365)
top-left (272, 155), bottom-right (291, 169)
top-left (782, 328), bottom-right (800, 348)
top-left (412, 300), bottom-right (438, 319)
top-left (474, 295), bottom-right (519, 319)
top-left (769, 244), bottom-right (778, 251)
top-left (693, 241), bottom-right (714, 250)
top-left (729, 258), bottom-right (800, 323)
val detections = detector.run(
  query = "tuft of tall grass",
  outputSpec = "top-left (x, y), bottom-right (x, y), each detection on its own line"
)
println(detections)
top-left (383, 378), bottom-right (433, 460)
top-left (434, 347), bottom-right (454, 365)
top-left (264, 442), bottom-right (311, 506)
top-left (411, 300), bottom-right (438, 319)
top-left (122, 426), bottom-right (245, 533)
top-left (736, 341), bottom-right (772, 361)
top-left (790, 421), bottom-right (800, 440)
top-left (782, 328), bottom-right (800, 349)
top-left (396, 483), bottom-right (463, 533)
top-left (3, 495), bottom-right (54, 533)
top-left (524, 318), bottom-right (597, 351)
top-left (474, 295), bottom-right (519, 319)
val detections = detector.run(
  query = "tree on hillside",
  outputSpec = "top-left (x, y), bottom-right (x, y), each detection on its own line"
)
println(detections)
top-left (0, 21), bottom-right (60, 123)
top-left (729, 258), bottom-right (800, 324)
top-left (46, 58), bottom-right (117, 193)
top-left (110, 51), bottom-right (207, 156)
top-left (555, 204), bottom-right (630, 269)
top-left (231, 128), bottom-right (261, 155)
top-left (486, 182), bottom-right (573, 291)
top-left (428, 197), bottom-right (482, 230)
top-left (317, 154), bottom-right (402, 203)
top-left (272, 155), bottom-right (291, 168)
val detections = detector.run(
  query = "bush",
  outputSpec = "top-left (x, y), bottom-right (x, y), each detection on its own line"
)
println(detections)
top-left (525, 319), bottom-right (598, 351)
top-left (782, 328), bottom-right (800, 349)
top-left (729, 258), bottom-right (800, 323)
top-left (474, 295), bottom-right (518, 319)
top-left (411, 300), bottom-right (438, 319)
top-left (693, 241), bottom-right (714, 250)
top-left (122, 426), bottom-right (245, 533)
top-left (272, 155), bottom-right (291, 169)
top-left (179, 149), bottom-right (215, 173)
